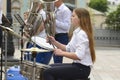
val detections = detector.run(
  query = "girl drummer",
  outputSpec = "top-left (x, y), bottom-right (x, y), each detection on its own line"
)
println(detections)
top-left (43, 8), bottom-right (96, 80)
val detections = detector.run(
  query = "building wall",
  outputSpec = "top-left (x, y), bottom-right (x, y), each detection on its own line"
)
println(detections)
top-left (87, 7), bottom-right (106, 29)
top-left (94, 29), bottom-right (120, 46)
top-left (92, 14), bottom-right (106, 29)
top-left (2, 0), bottom-right (7, 14)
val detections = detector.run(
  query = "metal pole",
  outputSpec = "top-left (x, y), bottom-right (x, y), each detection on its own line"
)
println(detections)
top-left (0, 27), bottom-right (4, 80)
top-left (7, 0), bottom-right (12, 24)
top-left (32, 52), bottom-right (37, 80)
top-left (6, 0), bottom-right (15, 57)
top-left (4, 31), bottom-right (8, 80)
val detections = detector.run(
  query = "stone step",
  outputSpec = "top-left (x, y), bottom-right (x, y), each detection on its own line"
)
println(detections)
top-left (0, 58), bottom-right (20, 66)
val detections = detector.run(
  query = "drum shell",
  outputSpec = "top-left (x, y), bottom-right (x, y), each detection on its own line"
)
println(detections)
top-left (20, 61), bottom-right (50, 80)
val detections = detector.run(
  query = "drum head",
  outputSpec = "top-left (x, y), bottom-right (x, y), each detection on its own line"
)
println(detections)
top-left (31, 36), bottom-right (55, 50)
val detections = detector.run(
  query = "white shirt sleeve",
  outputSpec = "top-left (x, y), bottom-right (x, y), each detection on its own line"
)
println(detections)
top-left (66, 29), bottom-right (89, 59)
top-left (74, 32), bottom-right (89, 60)
top-left (56, 9), bottom-right (71, 30)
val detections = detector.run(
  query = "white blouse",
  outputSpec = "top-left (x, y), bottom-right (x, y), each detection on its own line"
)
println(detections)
top-left (55, 3), bottom-right (72, 34)
top-left (66, 27), bottom-right (93, 66)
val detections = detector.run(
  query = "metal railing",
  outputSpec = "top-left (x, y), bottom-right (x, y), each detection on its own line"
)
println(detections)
top-left (94, 29), bottom-right (120, 47)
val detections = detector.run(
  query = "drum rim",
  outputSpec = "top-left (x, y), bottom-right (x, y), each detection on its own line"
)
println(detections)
top-left (31, 36), bottom-right (55, 50)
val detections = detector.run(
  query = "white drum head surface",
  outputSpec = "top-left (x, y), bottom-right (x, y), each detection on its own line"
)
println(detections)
top-left (31, 36), bottom-right (55, 50)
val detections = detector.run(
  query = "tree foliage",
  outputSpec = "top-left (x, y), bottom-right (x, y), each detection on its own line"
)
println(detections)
top-left (89, 0), bottom-right (108, 13)
top-left (105, 5), bottom-right (120, 30)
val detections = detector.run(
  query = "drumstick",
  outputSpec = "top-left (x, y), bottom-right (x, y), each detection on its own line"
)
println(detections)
top-left (48, 38), bottom-right (56, 49)
top-left (50, 41), bottom-right (56, 49)
top-left (47, 34), bottom-right (55, 49)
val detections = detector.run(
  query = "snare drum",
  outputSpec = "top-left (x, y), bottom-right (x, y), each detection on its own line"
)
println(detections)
top-left (21, 61), bottom-right (50, 80)
top-left (31, 36), bottom-right (55, 50)
top-left (24, 36), bottom-right (54, 64)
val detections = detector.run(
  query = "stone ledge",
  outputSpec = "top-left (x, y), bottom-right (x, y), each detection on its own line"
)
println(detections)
top-left (0, 58), bottom-right (20, 66)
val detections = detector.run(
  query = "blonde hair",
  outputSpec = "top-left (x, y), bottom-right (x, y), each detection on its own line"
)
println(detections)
top-left (74, 8), bottom-right (96, 63)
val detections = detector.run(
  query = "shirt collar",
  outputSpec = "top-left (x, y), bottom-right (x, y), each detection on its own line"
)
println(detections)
top-left (74, 27), bottom-right (81, 34)
top-left (58, 3), bottom-right (64, 10)
top-left (39, 9), bottom-right (44, 14)
top-left (55, 3), bottom-right (64, 11)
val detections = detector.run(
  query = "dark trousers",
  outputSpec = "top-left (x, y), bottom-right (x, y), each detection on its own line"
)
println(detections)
top-left (43, 63), bottom-right (91, 80)
top-left (54, 33), bottom-right (69, 63)
top-left (24, 43), bottom-right (52, 65)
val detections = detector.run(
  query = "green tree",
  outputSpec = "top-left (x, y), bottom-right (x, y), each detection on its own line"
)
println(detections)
top-left (89, 0), bottom-right (108, 13)
top-left (106, 5), bottom-right (120, 30)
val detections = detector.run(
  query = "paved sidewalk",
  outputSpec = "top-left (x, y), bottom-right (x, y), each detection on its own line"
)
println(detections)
top-left (90, 47), bottom-right (120, 80)
top-left (1, 46), bottom-right (120, 80)
top-left (14, 46), bottom-right (120, 80)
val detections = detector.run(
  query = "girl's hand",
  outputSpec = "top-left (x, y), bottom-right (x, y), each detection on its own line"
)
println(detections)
top-left (53, 48), bottom-right (63, 56)
top-left (47, 36), bottom-right (56, 44)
